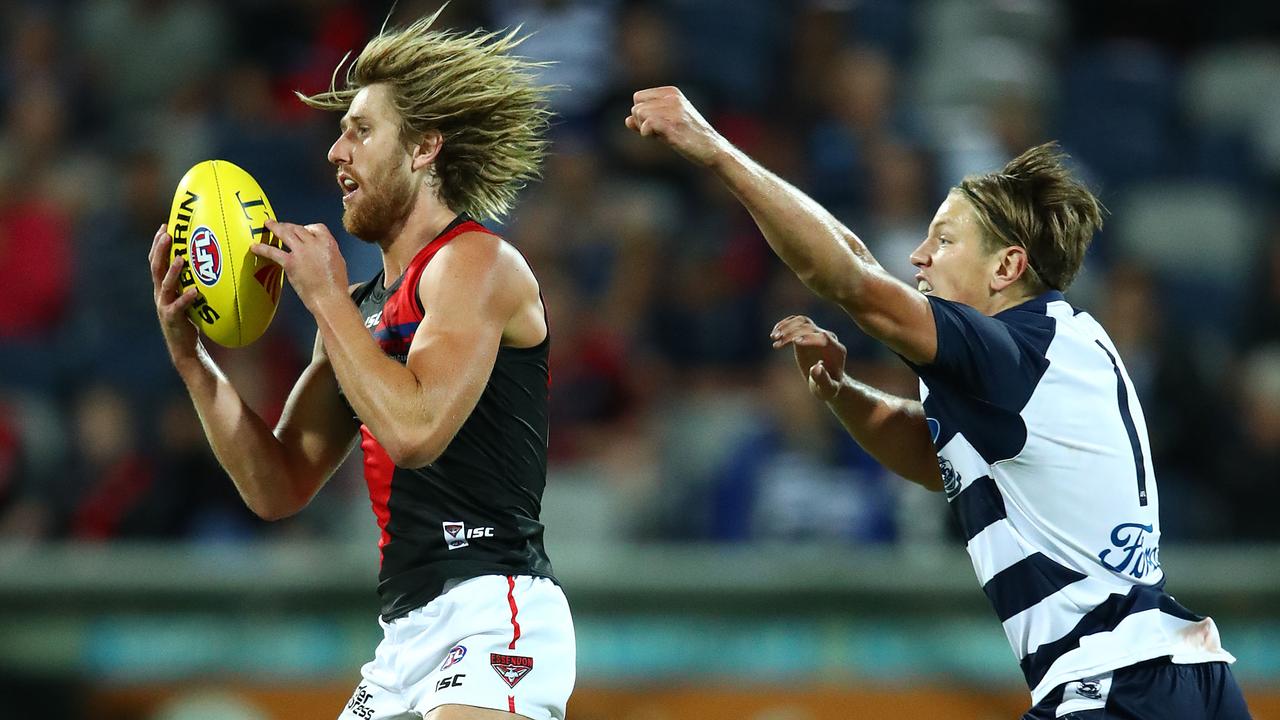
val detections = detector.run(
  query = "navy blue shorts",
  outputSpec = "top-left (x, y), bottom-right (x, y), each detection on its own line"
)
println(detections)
top-left (1023, 658), bottom-right (1251, 719)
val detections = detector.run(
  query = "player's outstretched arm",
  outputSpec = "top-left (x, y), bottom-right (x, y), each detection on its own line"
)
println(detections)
top-left (627, 87), bottom-right (937, 365)
top-left (771, 316), bottom-right (941, 490)
top-left (150, 226), bottom-right (358, 520)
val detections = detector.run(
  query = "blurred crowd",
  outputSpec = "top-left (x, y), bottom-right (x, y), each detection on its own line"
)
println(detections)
top-left (0, 0), bottom-right (1277, 548)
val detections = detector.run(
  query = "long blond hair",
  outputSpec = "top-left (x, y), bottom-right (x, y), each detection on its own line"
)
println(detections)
top-left (298, 8), bottom-right (552, 221)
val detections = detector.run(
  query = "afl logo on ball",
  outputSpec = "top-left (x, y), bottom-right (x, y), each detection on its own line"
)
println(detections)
top-left (190, 226), bottom-right (222, 286)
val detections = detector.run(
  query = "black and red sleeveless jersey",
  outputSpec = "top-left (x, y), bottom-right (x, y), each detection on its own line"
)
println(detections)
top-left (348, 214), bottom-right (555, 621)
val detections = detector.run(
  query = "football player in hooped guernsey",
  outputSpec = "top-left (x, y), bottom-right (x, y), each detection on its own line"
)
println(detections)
top-left (148, 11), bottom-right (574, 720)
top-left (627, 87), bottom-right (1252, 719)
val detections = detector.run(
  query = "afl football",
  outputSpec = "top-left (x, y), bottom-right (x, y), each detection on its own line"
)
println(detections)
top-left (167, 160), bottom-right (284, 347)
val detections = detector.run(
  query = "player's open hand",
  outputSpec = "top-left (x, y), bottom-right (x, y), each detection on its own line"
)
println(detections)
top-left (252, 220), bottom-right (349, 313)
top-left (625, 87), bottom-right (728, 168)
top-left (148, 223), bottom-right (200, 356)
top-left (770, 315), bottom-right (847, 401)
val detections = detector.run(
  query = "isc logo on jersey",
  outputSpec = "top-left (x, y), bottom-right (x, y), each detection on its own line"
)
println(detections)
top-left (168, 159), bottom-right (284, 347)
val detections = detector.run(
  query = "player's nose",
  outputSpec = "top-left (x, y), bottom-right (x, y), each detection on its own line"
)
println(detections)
top-left (909, 241), bottom-right (930, 267)
top-left (328, 136), bottom-right (350, 167)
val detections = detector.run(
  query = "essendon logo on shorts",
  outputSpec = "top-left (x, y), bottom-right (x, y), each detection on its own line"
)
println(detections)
top-left (490, 653), bottom-right (533, 688)
top-left (190, 226), bottom-right (221, 286)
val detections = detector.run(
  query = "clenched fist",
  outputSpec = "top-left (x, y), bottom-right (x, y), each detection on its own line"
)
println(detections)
top-left (625, 86), bottom-right (728, 168)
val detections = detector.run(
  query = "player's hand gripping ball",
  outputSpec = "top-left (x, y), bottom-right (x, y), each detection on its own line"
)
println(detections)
top-left (167, 160), bottom-right (284, 347)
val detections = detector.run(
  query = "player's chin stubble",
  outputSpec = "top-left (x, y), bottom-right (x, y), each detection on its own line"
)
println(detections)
top-left (344, 173), bottom-right (416, 244)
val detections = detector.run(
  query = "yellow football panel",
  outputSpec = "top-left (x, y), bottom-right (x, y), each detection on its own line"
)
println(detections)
top-left (169, 160), bottom-right (237, 347)
top-left (215, 160), bottom-right (281, 347)
top-left (201, 162), bottom-right (239, 346)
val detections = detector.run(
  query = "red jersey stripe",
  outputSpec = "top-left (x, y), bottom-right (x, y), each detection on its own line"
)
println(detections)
top-left (360, 425), bottom-right (394, 564)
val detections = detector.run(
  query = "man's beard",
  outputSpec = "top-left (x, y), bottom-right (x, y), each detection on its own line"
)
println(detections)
top-left (342, 164), bottom-right (417, 244)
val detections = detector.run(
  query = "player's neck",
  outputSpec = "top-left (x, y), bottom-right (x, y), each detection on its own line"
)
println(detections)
top-left (378, 191), bottom-right (459, 285)
top-left (986, 287), bottom-right (1042, 316)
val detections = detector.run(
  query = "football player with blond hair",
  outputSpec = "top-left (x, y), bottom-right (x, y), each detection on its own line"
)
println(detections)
top-left (150, 10), bottom-right (573, 719)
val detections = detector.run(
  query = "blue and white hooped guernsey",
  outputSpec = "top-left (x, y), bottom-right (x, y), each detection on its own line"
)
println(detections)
top-left (908, 291), bottom-right (1235, 704)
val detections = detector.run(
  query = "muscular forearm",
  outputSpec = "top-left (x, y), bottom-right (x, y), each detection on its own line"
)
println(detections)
top-left (710, 145), bottom-right (878, 302)
top-left (825, 376), bottom-right (942, 491)
top-left (172, 345), bottom-right (315, 519)
top-left (309, 295), bottom-right (441, 467)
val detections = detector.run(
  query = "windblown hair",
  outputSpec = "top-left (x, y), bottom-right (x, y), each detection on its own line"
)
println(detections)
top-left (957, 142), bottom-right (1104, 292)
top-left (298, 8), bottom-right (552, 221)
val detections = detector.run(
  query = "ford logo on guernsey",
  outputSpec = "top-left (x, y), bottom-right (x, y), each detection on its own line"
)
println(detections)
top-left (442, 645), bottom-right (466, 670)
top-left (1098, 522), bottom-right (1161, 579)
top-left (190, 226), bottom-right (222, 286)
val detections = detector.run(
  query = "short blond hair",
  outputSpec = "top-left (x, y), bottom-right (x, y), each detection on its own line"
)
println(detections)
top-left (958, 142), bottom-right (1104, 292)
top-left (298, 8), bottom-right (552, 221)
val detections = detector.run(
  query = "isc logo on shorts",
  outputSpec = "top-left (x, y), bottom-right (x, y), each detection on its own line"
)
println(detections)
top-left (442, 521), bottom-right (495, 550)
top-left (190, 226), bottom-right (222, 286)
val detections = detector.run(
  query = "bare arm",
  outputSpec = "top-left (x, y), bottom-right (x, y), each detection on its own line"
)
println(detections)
top-left (150, 225), bottom-right (359, 520)
top-left (265, 227), bottom-right (529, 469)
top-left (824, 377), bottom-right (941, 491)
top-left (628, 86), bottom-right (937, 365)
top-left (771, 315), bottom-right (941, 490)
top-left (176, 334), bottom-right (360, 518)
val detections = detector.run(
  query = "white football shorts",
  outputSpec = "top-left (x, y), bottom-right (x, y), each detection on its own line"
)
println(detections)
top-left (338, 575), bottom-right (575, 720)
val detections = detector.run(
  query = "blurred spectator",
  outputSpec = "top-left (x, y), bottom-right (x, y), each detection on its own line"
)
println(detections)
top-left (594, 1), bottom-right (698, 194)
top-left (862, 139), bottom-right (935, 284)
top-left (62, 383), bottom-right (159, 539)
top-left (1239, 225), bottom-right (1280, 350)
top-left (66, 149), bottom-right (175, 401)
top-left (1215, 344), bottom-right (1280, 541)
top-left (489, 0), bottom-right (620, 125)
top-left (668, 0), bottom-right (789, 111)
top-left (708, 357), bottom-right (897, 543)
top-left (75, 0), bottom-right (228, 130)
top-left (152, 393), bottom-right (261, 541)
top-left (511, 138), bottom-right (656, 462)
top-left (0, 395), bottom-right (36, 538)
top-left (0, 152), bottom-right (73, 392)
top-left (805, 45), bottom-right (904, 220)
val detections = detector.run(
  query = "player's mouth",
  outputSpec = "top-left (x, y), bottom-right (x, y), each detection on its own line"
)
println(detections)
top-left (916, 274), bottom-right (933, 294)
top-left (338, 172), bottom-right (360, 203)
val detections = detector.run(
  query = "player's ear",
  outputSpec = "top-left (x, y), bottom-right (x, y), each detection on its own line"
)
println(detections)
top-left (410, 129), bottom-right (444, 172)
top-left (992, 245), bottom-right (1030, 292)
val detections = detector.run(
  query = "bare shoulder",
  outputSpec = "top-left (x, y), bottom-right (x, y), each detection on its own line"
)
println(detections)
top-left (435, 230), bottom-right (544, 346)
top-left (429, 230), bottom-right (538, 293)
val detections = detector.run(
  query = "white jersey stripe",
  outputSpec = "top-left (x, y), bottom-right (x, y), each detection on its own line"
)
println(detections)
top-left (965, 518), bottom-right (1033, 585)
top-left (982, 552), bottom-right (1088, 622)
top-left (1002, 574), bottom-right (1127, 661)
